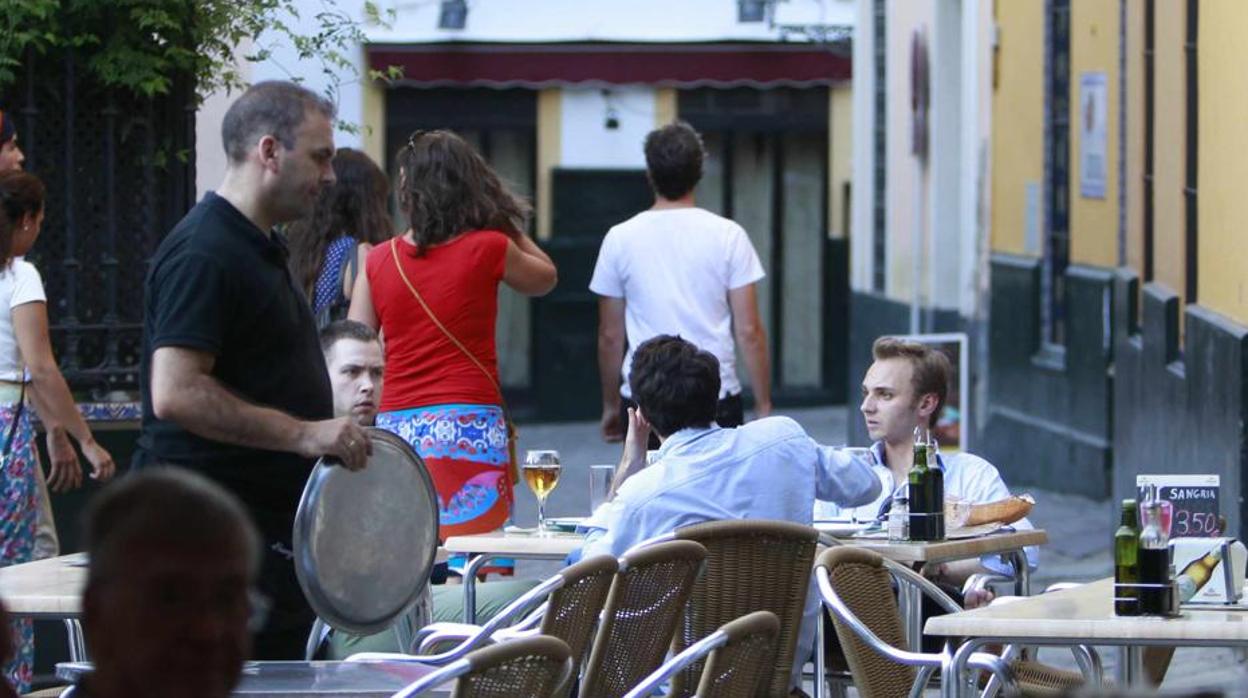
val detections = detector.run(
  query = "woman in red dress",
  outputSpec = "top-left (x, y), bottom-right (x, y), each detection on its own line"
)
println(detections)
top-left (349, 130), bottom-right (556, 572)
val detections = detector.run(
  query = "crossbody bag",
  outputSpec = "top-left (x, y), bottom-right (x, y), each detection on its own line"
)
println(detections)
top-left (389, 237), bottom-right (519, 498)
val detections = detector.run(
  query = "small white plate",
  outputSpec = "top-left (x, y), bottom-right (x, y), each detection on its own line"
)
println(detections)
top-left (813, 520), bottom-right (873, 537)
top-left (545, 516), bottom-right (588, 532)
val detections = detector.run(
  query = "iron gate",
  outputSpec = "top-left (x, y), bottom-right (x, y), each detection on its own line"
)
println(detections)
top-left (8, 50), bottom-right (196, 396)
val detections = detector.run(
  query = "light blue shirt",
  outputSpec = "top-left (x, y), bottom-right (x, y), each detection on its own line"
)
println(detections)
top-left (582, 416), bottom-right (881, 687)
top-left (814, 441), bottom-right (1039, 574)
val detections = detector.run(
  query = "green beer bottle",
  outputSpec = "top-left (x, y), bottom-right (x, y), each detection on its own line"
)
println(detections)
top-left (1114, 499), bottom-right (1141, 616)
top-left (908, 427), bottom-right (942, 541)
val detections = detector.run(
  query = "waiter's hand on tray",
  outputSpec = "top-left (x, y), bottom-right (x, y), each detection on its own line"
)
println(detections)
top-left (300, 418), bottom-right (371, 471)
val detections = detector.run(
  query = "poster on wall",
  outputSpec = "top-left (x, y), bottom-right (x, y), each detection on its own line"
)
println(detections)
top-left (894, 333), bottom-right (968, 453)
top-left (1079, 71), bottom-right (1108, 199)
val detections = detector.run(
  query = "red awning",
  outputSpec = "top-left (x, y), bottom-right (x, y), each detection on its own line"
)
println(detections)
top-left (367, 42), bottom-right (850, 88)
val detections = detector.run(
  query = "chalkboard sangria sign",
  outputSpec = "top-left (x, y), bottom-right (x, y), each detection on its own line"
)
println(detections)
top-left (1136, 474), bottom-right (1221, 537)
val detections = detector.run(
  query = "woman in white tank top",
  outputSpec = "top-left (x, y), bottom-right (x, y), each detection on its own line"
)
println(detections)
top-left (0, 171), bottom-right (114, 693)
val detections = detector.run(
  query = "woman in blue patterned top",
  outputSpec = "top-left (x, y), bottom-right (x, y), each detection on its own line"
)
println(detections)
top-left (289, 148), bottom-right (393, 327)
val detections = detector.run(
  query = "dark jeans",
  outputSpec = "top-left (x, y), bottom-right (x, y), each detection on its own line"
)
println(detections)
top-left (620, 393), bottom-right (745, 449)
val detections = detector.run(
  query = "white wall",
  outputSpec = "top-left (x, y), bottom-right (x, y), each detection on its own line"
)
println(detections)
top-left (559, 87), bottom-right (656, 168)
top-left (850, 0), bottom-right (992, 322)
top-left (851, 0), bottom-right (876, 292)
top-left (195, 2), bottom-right (372, 197)
top-left (366, 0), bottom-right (853, 43)
top-left (929, 0), bottom-right (963, 313)
top-left (196, 0), bottom-right (858, 195)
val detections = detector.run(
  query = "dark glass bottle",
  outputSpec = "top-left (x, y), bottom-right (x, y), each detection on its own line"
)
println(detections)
top-left (927, 431), bottom-right (945, 539)
top-left (907, 427), bottom-right (943, 541)
top-left (1138, 496), bottom-right (1171, 615)
top-left (1114, 499), bottom-right (1140, 616)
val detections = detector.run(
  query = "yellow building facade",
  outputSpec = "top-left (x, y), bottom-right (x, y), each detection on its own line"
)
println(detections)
top-left (987, 0), bottom-right (1248, 528)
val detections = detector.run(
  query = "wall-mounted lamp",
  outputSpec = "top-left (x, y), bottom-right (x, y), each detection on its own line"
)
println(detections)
top-left (601, 89), bottom-right (620, 130)
top-left (438, 0), bottom-right (467, 30)
top-left (738, 0), bottom-right (767, 23)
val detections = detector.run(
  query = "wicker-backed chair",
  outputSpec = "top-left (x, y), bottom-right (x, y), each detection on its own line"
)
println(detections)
top-left (624, 610), bottom-right (781, 698)
top-left (579, 540), bottom-right (709, 698)
top-left (350, 554), bottom-right (618, 670)
top-left (815, 546), bottom-right (1089, 698)
top-left (389, 634), bottom-right (574, 698)
top-left (667, 519), bottom-right (819, 697)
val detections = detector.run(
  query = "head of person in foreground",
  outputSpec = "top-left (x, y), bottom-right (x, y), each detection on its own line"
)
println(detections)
top-left (82, 467), bottom-right (262, 698)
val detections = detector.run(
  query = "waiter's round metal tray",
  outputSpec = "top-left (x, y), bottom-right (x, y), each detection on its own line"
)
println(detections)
top-left (293, 428), bottom-right (440, 635)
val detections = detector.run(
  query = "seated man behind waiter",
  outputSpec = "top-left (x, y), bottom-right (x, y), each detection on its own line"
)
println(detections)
top-left (321, 320), bottom-right (384, 427)
top-left (582, 335), bottom-right (881, 690)
top-left (817, 336), bottom-right (1037, 599)
top-left (318, 321), bottom-right (538, 658)
top-left (75, 468), bottom-right (261, 698)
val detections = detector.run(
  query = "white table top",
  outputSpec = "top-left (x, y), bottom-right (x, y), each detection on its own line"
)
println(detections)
top-left (0, 553), bottom-right (86, 617)
top-left (926, 577), bottom-right (1248, 645)
top-left (443, 527), bottom-right (1043, 562)
top-left (841, 529), bottom-right (1047, 564)
top-left (442, 530), bottom-right (584, 557)
top-left (59, 660), bottom-right (449, 697)
top-left (0, 550), bottom-right (450, 619)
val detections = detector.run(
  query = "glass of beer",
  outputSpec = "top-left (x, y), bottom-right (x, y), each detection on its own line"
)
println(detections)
top-left (523, 449), bottom-right (562, 534)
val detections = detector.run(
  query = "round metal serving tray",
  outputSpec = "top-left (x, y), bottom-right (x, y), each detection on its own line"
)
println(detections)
top-left (293, 428), bottom-right (440, 635)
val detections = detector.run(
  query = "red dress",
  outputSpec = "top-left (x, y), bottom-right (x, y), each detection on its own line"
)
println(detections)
top-left (368, 232), bottom-right (513, 538)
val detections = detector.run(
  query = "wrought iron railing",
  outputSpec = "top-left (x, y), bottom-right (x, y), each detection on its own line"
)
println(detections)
top-left (10, 50), bottom-right (196, 397)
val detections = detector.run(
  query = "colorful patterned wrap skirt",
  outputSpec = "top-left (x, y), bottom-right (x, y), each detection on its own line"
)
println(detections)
top-left (375, 404), bottom-right (514, 575)
top-left (0, 399), bottom-right (37, 693)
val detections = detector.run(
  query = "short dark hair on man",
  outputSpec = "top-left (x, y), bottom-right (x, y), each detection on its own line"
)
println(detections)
top-left (629, 335), bottom-right (720, 438)
top-left (84, 468), bottom-right (261, 585)
top-left (221, 81), bottom-right (336, 164)
top-left (319, 319), bottom-right (380, 354)
top-left (643, 121), bottom-right (705, 200)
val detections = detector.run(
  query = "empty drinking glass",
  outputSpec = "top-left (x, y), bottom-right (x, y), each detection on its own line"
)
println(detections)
top-left (589, 464), bottom-right (615, 514)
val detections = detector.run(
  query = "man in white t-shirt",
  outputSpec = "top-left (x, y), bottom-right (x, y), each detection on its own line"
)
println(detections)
top-left (590, 121), bottom-right (771, 443)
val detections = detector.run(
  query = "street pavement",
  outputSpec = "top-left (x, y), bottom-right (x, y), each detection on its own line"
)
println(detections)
top-left (505, 406), bottom-right (1244, 694)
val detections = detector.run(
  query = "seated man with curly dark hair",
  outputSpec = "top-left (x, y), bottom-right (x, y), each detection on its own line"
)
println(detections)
top-left (581, 334), bottom-right (881, 691)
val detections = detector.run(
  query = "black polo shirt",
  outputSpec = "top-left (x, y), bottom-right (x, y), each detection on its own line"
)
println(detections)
top-left (137, 192), bottom-right (332, 537)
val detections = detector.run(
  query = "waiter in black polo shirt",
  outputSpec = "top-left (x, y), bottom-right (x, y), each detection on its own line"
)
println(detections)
top-left (136, 81), bottom-right (370, 659)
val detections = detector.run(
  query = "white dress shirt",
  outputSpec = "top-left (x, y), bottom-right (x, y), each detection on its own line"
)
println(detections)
top-left (582, 416), bottom-right (881, 687)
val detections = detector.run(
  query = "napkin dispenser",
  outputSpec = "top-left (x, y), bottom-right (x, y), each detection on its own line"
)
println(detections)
top-left (1170, 537), bottom-right (1246, 605)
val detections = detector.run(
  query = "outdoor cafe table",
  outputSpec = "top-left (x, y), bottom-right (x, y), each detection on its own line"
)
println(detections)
top-left (924, 577), bottom-right (1248, 697)
top-left (442, 530), bottom-right (584, 624)
top-left (820, 527), bottom-right (1047, 651)
top-left (0, 549), bottom-right (452, 662)
top-left (0, 553), bottom-right (88, 660)
top-left (57, 660), bottom-right (449, 696)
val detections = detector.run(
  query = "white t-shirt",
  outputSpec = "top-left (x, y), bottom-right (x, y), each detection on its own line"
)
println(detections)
top-left (0, 259), bottom-right (46, 382)
top-left (589, 208), bottom-right (765, 398)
